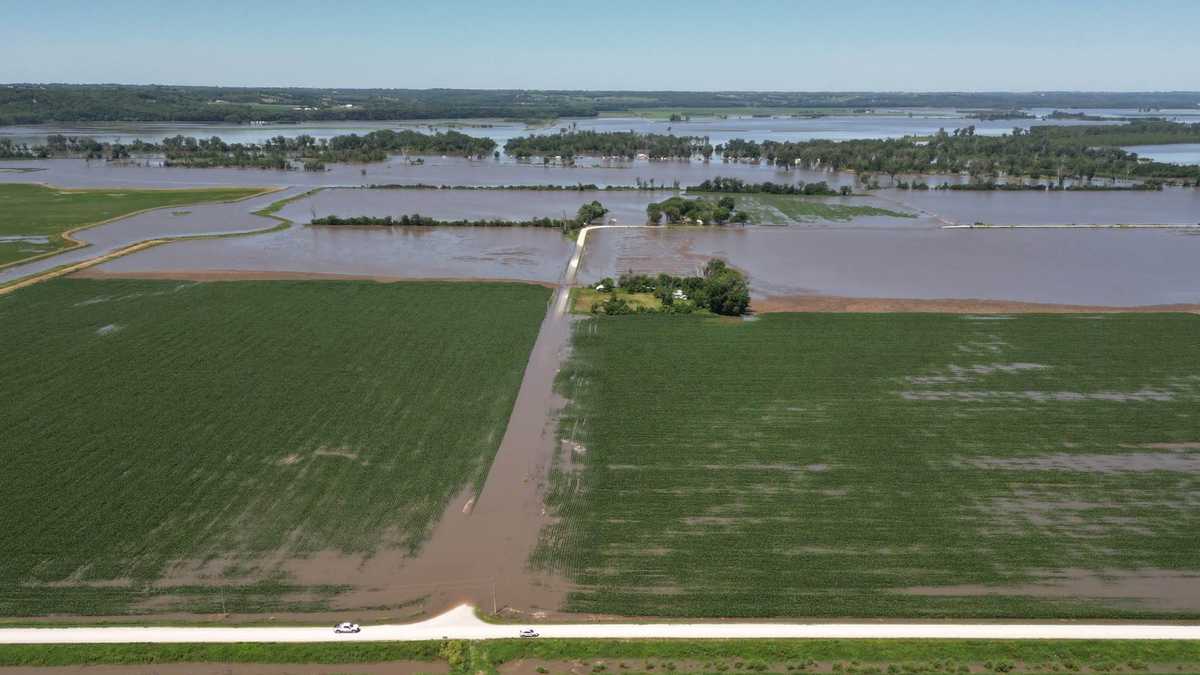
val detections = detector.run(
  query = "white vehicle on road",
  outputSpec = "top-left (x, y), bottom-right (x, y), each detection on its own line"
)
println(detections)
top-left (334, 622), bottom-right (361, 634)
top-left (519, 628), bottom-right (539, 638)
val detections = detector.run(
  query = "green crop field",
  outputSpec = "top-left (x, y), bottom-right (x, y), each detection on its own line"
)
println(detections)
top-left (537, 313), bottom-right (1200, 619)
top-left (0, 278), bottom-right (550, 616)
top-left (701, 193), bottom-right (913, 224)
top-left (3, 638), bottom-right (1200, 674)
top-left (0, 183), bottom-right (264, 266)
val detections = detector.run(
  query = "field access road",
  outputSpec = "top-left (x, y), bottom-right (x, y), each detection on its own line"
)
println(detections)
top-left (1, 605), bottom-right (1199, 644)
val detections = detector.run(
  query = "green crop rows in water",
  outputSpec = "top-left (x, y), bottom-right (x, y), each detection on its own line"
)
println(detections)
top-left (537, 313), bottom-right (1200, 618)
top-left (0, 279), bottom-right (550, 616)
top-left (717, 193), bottom-right (913, 223)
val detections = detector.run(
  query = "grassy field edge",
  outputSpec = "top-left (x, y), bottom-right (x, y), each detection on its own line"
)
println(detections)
top-left (2, 638), bottom-right (1199, 670)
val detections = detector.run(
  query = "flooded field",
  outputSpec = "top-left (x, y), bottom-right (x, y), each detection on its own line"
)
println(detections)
top-left (276, 187), bottom-right (663, 224)
top-left (91, 224), bottom-right (575, 284)
top-left (577, 226), bottom-right (1200, 307)
top-left (0, 108), bottom-right (1137, 148)
top-left (889, 187), bottom-right (1200, 226)
top-left (0, 187), bottom-right (293, 286)
top-left (0, 156), bottom-right (843, 190)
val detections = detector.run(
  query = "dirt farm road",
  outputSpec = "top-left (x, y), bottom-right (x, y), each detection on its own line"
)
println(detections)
top-left (2, 605), bottom-right (1200, 644)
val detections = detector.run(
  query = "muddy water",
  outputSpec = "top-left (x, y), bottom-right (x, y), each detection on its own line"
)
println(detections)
top-left (889, 187), bottom-right (1200, 226)
top-left (389, 291), bottom-right (576, 616)
top-left (0, 156), bottom-right (843, 190)
top-left (276, 188), bottom-right (662, 224)
top-left (577, 226), bottom-right (1200, 307)
top-left (0, 187), bottom-right (297, 286)
top-left (93, 225), bottom-right (575, 284)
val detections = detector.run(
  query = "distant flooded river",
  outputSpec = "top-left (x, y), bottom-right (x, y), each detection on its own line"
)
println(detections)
top-left (1122, 144), bottom-right (1200, 166)
top-left (0, 108), bottom-right (1142, 148)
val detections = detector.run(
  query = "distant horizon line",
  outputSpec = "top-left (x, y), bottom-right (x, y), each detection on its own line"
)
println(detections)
top-left (6, 83), bottom-right (1200, 95)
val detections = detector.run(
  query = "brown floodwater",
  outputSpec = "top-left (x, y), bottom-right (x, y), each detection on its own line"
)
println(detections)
top-left (93, 225), bottom-right (576, 284)
top-left (276, 187), bottom-right (662, 224)
top-left (0, 156), bottom-right (845, 190)
top-left (0, 187), bottom-right (299, 286)
top-left (577, 226), bottom-right (1200, 307)
top-left (889, 187), bottom-right (1200, 226)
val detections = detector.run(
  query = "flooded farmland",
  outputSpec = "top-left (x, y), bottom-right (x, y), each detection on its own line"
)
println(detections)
top-left (91, 224), bottom-right (575, 284)
top-left (889, 187), bottom-right (1200, 226)
top-left (0, 187), bottom-right (297, 286)
top-left (0, 108), bottom-right (1141, 148)
top-left (0, 155), bottom-right (845, 190)
top-left (274, 187), bottom-right (663, 224)
top-left (577, 226), bottom-right (1200, 307)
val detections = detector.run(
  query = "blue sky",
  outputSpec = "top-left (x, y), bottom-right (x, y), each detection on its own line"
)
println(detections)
top-left (3, 0), bottom-right (1197, 90)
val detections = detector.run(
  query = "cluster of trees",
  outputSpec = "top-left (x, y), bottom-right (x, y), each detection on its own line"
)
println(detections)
top-left (0, 129), bottom-right (497, 168)
top-left (6, 85), bottom-right (1199, 126)
top-left (311, 214), bottom-right (575, 229)
top-left (714, 121), bottom-right (1200, 183)
top-left (1, 134), bottom-right (118, 159)
top-left (504, 131), bottom-right (712, 160)
top-left (1045, 110), bottom-right (1109, 121)
top-left (646, 196), bottom-right (749, 225)
top-left (310, 201), bottom-right (607, 235)
top-left (592, 259), bottom-right (750, 316)
top-left (319, 129), bottom-right (495, 161)
top-left (962, 109), bottom-right (1036, 121)
top-left (687, 177), bottom-right (846, 196)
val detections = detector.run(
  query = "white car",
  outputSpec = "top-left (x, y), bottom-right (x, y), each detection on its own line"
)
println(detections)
top-left (334, 622), bottom-right (361, 634)
top-left (519, 628), bottom-right (539, 638)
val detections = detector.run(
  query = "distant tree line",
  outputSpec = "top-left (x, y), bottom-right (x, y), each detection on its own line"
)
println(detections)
top-left (715, 121), bottom-right (1200, 184)
top-left (593, 259), bottom-right (750, 316)
top-left (365, 183), bottom-right (669, 191)
top-left (687, 177), bottom-right (847, 196)
top-left (962, 109), bottom-right (1036, 121)
top-left (5, 84), bottom-right (1199, 125)
top-left (1045, 110), bottom-right (1110, 121)
top-left (504, 131), bottom-right (712, 160)
top-left (310, 201), bottom-right (608, 235)
top-left (0, 129), bottom-right (496, 167)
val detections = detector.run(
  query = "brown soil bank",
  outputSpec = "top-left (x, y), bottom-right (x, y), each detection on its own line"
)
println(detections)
top-left (753, 294), bottom-right (1200, 314)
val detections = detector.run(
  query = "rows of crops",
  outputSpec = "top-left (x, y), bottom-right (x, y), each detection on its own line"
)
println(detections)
top-left (0, 279), bottom-right (550, 615)
top-left (719, 193), bottom-right (913, 223)
top-left (538, 313), bottom-right (1200, 618)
